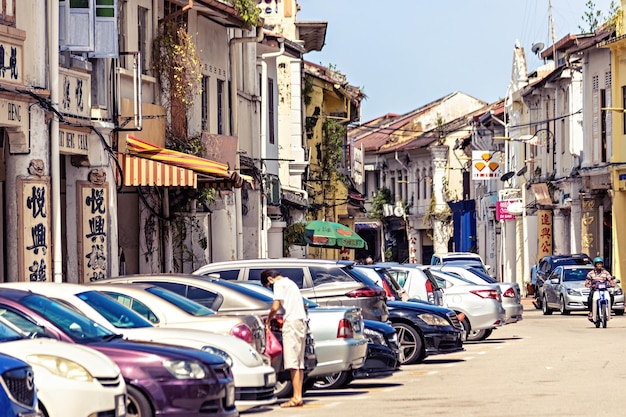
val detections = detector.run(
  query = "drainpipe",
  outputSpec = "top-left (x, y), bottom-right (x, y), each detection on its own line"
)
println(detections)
top-left (49, 0), bottom-right (62, 282)
top-left (259, 39), bottom-right (284, 258)
top-left (229, 26), bottom-right (264, 258)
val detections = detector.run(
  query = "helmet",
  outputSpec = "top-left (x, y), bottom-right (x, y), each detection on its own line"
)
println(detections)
top-left (593, 256), bottom-right (604, 264)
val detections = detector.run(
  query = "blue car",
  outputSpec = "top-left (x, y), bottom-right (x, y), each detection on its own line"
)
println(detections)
top-left (0, 352), bottom-right (41, 417)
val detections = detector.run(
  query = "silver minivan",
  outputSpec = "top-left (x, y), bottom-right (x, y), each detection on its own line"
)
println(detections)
top-left (193, 259), bottom-right (389, 322)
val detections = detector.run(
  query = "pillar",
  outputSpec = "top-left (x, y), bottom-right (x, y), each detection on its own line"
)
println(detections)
top-left (552, 208), bottom-right (570, 255)
top-left (430, 145), bottom-right (450, 254)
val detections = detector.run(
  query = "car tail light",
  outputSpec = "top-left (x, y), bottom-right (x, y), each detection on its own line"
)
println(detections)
top-left (231, 323), bottom-right (254, 344)
top-left (346, 287), bottom-right (385, 298)
top-left (470, 289), bottom-right (501, 302)
top-left (425, 279), bottom-right (434, 294)
top-left (337, 319), bottom-right (354, 338)
top-left (502, 288), bottom-right (516, 298)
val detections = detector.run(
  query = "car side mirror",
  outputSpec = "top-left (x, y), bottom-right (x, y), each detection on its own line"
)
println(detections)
top-left (550, 278), bottom-right (559, 284)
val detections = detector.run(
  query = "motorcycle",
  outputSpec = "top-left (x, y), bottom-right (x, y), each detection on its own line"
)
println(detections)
top-left (590, 282), bottom-right (611, 328)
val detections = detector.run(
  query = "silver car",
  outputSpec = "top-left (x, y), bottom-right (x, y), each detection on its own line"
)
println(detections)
top-left (430, 265), bottom-right (523, 325)
top-left (541, 265), bottom-right (625, 315)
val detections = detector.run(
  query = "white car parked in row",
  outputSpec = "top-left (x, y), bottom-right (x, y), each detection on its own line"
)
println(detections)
top-left (1, 282), bottom-right (276, 412)
top-left (0, 316), bottom-right (127, 417)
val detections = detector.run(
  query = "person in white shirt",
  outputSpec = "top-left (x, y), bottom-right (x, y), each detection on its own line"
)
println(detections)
top-left (261, 269), bottom-right (307, 408)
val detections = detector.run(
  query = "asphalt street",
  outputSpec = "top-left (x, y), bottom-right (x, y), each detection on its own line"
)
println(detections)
top-left (249, 299), bottom-right (626, 417)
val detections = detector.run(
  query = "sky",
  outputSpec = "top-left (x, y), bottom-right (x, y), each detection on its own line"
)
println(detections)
top-left (297, 0), bottom-right (616, 123)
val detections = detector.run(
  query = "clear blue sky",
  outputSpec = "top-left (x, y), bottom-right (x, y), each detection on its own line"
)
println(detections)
top-left (297, 0), bottom-right (615, 123)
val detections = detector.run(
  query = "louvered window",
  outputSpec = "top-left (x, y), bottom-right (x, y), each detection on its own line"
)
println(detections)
top-left (59, 0), bottom-right (118, 58)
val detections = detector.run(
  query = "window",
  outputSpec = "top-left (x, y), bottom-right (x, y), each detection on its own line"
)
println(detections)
top-left (60, 0), bottom-right (118, 58)
top-left (0, 0), bottom-right (16, 27)
top-left (209, 269), bottom-right (240, 280)
top-left (249, 268), bottom-right (305, 288)
top-left (102, 292), bottom-right (160, 324)
top-left (268, 77), bottom-right (275, 144)
top-left (217, 79), bottom-right (225, 134)
top-left (137, 6), bottom-right (149, 75)
top-left (202, 76), bottom-right (209, 131)
top-left (310, 266), bottom-right (354, 286)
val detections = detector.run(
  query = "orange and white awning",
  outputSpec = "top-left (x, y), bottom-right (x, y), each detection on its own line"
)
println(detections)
top-left (117, 153), bottom-right (197, 187)
top-left (126, 135), bottom-right (230, 178)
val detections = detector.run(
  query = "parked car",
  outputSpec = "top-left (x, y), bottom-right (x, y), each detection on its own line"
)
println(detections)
top-left (378, 263), bottom-right (445, 306)
top-left (0, 315), bottom-right (126, 417)
top-left (89, 277), bottom-right (319, 397)
top-left (541, 265), bottom-right (625, 315)
top-left (352, 264), bottom-right (409, 301)
top-left (430, 252), bottom-right (493, 277)
top-left (193, 259), bottom-right (389, 322)
top-left (87, 281), bottom-right (266, 353)
top-left (534, 254), bottom-right (592, 309)
top-left (415, 266), bottom-right (506, 341)
top-left (429, 265), bottom-right (523, 325)
top-left (0, 352), bottom-right (41, 417)
top-left (0, 287), bottom-right (238, 417)
top-left (1, 281), bottom-right (276, 411)
top-left (311, 317), bottom-right (399, 390)
top-left (386, 299), bottom-right (465, 364)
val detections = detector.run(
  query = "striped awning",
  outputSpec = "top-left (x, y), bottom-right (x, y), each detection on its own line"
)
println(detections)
top-left (117, 153), bottom-right (197, 187)
top-left (126, 135), bottom-right (231, 179)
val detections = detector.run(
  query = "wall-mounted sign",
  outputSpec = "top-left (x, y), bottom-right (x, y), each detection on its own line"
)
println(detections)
top-left (0, 35), bottom-right (23, 85)
top-left (59, 127), bottom-right (89, 155)
top-left (77, 181), bottom-right (109, 282)
top-left (17, 177), bottom-right (52, 282)
top-left (59, 68), bottom-right (91, 119)
top-left (496, 199), bottom-right (519, 221)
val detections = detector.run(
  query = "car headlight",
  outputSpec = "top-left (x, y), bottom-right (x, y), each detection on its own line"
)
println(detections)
top-left (363, 328), bottom-right (386, 345)
top-left (202, 346), bottom-right (234, 367)
top-left (27, 354), bottom-right (94, 382)
top-left (418, 313), bottom-right (449, 327)
top-left (162, 360), bottom-right (208, 379)
top-left (566, 288), bottom-right (582, 296)
top-left (615, 287), bottom-right (623, 296)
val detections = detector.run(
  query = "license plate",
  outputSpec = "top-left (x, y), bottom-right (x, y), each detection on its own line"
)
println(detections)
top-left (115, 394), bottom-right (127, 417)
top-left (266, 371), bottom-right (276, 386)
top-left (19, 413), bottom-right (43, 417)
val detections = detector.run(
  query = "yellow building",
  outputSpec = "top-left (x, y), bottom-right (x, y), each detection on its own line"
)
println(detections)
top-left (303, 61), bottom-right (364, 259)
top-left (604, 1), bottom-right (626, 281)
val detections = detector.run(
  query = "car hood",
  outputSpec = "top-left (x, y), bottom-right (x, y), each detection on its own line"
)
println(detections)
top-left (1, 338), bottom-right (121, 377)
top-left (387, 300), bottom-right (454, 316)
top-left (562, 280), bottom-right (586, 290)
top-left (122, 327), bottom-right (264, 367)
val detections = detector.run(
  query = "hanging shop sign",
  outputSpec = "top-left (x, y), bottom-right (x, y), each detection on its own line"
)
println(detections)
top-left (59, 68), bottom-right (91, 119)
top-left (537, 209), bottom-right (553, 260)
top-left (17, 176), bottom-right (52, 282)
top-left (472, 150), bottom-right (502, 180)
top-left (59, 126), bottom-right (89, 155)
top-left (0, 31), bottom-right (24, 85)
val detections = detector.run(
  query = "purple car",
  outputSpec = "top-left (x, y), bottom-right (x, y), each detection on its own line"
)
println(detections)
top-left (0, 287), bottom-right (238, 417)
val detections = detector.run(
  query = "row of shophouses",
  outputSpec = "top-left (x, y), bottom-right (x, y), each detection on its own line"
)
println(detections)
top-left (0, 0), bottom-right (368, 283)
top-left (3, 0), bottom-right (626, 295)
top-left (350, 8), bottom-right (626, 293)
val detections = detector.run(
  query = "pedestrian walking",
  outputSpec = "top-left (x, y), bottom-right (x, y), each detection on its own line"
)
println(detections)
top-left (261, 269), bottom-right (307, 408)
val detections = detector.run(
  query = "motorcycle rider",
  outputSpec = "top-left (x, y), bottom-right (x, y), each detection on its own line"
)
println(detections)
top-left (585, 257), bottom-right (614, 320)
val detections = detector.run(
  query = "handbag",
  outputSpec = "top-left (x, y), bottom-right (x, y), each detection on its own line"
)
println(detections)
top-left (265, 330), bottom-right (283, 359)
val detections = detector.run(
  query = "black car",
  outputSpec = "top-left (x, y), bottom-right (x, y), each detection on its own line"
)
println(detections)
top-left (534, 254), bottom-right (592, 309)
top-left (347, 266), bottom-right (465, 365)
top-left (310, 318), bottom-right (400, 390)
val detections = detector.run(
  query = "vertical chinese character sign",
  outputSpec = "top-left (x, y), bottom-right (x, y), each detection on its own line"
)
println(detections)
top-left (537, 210), bottom-right (553, 260)
top-left (78, 180), bottom-right (109, 282)
top-left (18, 178), bottom-right (52, 282)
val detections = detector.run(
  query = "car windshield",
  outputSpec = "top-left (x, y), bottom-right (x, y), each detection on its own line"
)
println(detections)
top-left (77, 290), bottom-right (154, 329)
top-left (0, 318), bottom-right (25, 342)
top-left (17, 293), bottom-right (115, 341)
top-left (466, 267), bottom-right (496, 283)
top-left (145, 286), bottom-right (216, 317)
top-left (210, 279), bottom-right (275, 303)
top-left (555, 258), bottom-right (592, 268)
top-left (563, 268), bottom-right (592, 282)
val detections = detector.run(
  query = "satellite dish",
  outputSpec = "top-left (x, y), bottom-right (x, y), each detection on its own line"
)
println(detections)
top-left (531, 42), bottom-right (545, 55)
top-left (394, 206), bottom-right (405, 217)
top-left (500, 171), bottom-right (515, 182)
top-left (516, 166), bottom-right (528, 176)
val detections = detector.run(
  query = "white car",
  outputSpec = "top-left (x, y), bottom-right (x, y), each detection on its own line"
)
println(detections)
top-left (0, 316), bottom-right (126, 417)
top-left (1, 282), bottom-right (276, 412)
top-left (373, 263), bottom-right (445, 306)
top-left (429, 265), bottom-right (524, 325)
top-left (414, 266), bottom-right (506, 341)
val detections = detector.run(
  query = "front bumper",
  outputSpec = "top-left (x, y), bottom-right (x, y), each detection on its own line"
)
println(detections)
top-left (424, 329), bottom-right (465, 357)
top-left (352, 343), bottom-right (399, 380)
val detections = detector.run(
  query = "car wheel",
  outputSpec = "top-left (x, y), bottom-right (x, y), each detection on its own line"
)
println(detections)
top-left (392, 322), bottom-right (424, 365)
top-left (126, 385), bottom-right (152, 417)
top-left (559, 296), bottom-right (570, 315)
top-left (312, 371), bottom-right (352, 389)
top-left (614, 309), bottom-right (625, 316)
top-left (542, 295), bottom-right (553, 315)
top-left (461, 317), bottom-right (493, 341)
top-left (274, 379), bottom-right (293, 399)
